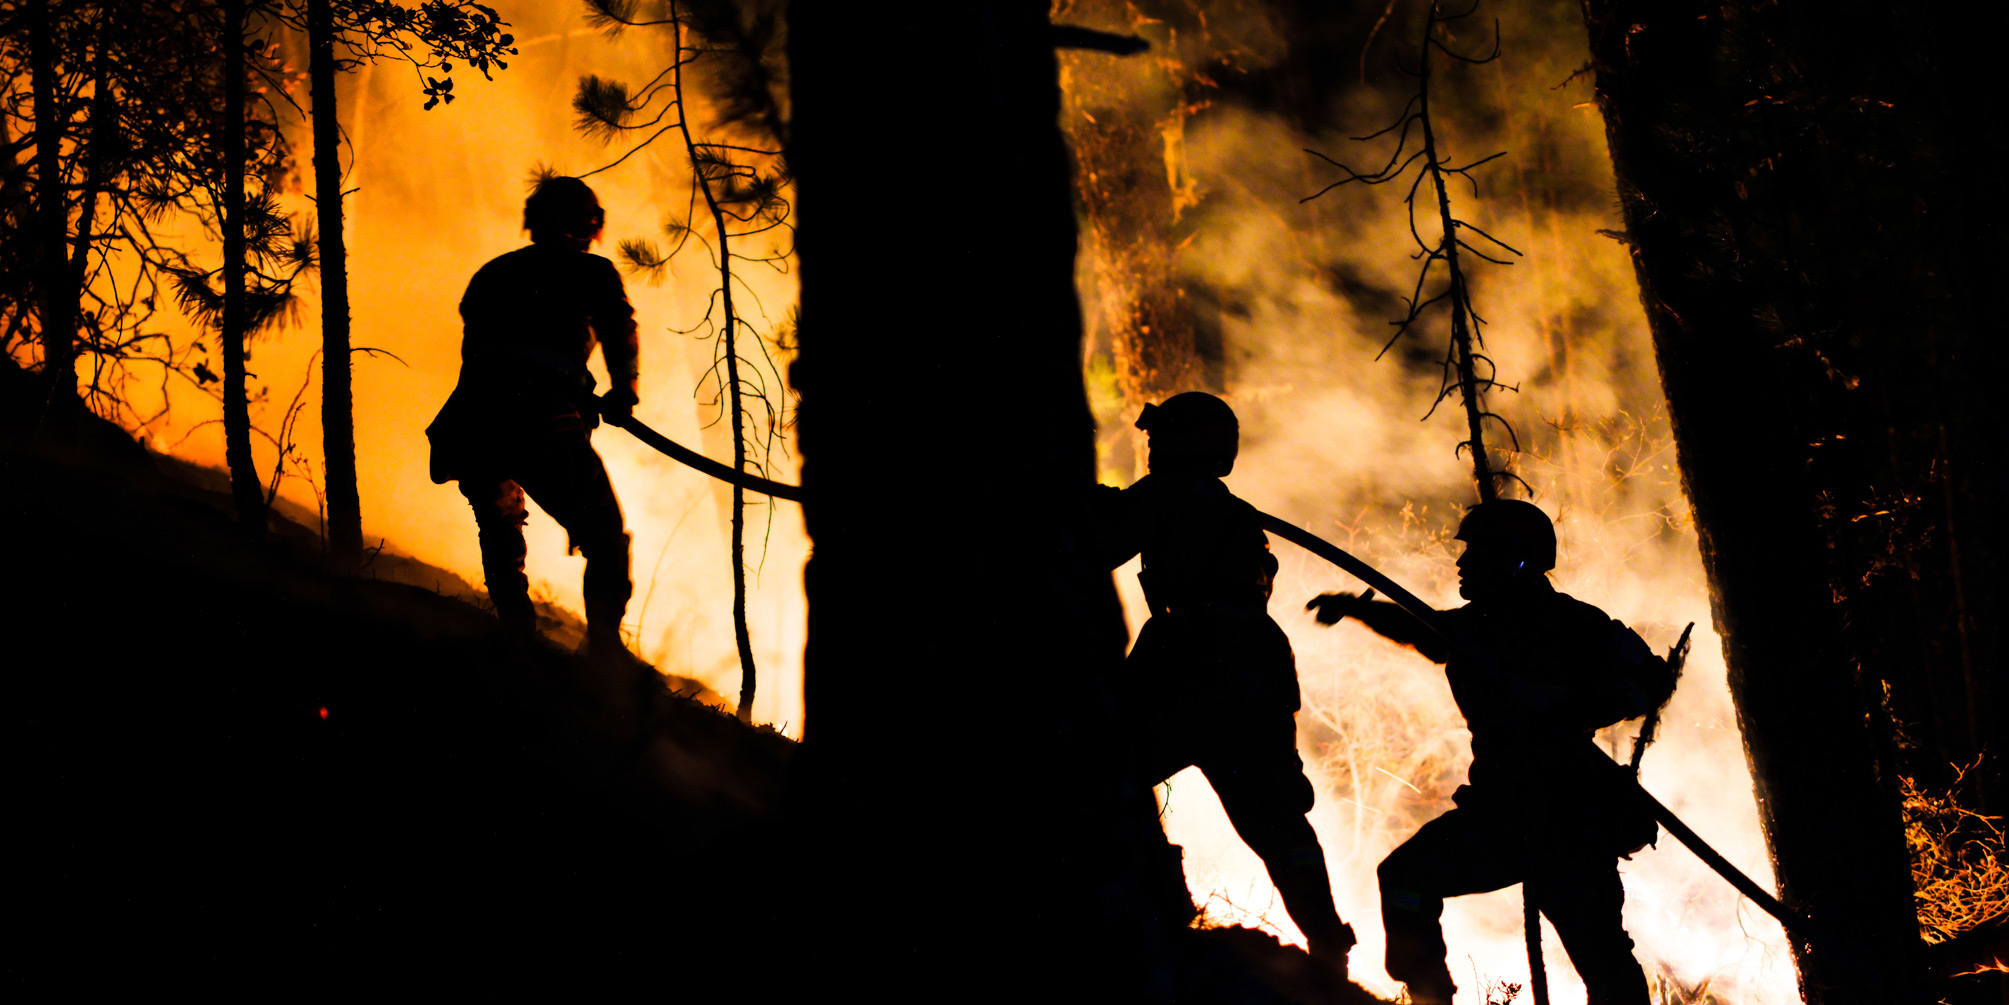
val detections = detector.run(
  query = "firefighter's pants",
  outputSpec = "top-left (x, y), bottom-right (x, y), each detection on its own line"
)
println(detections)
top-left (1379, 805), bottom-right (1648, 1005)
top-left (1136, 706), bottom-right (1349, 949)
top-left (460, 429), bottom-right (631, 638)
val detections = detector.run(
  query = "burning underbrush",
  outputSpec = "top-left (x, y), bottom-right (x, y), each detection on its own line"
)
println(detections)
top-left (1905, 760), bottom-right (2009, 952)
top-left (1062, 0), bottom-right (1808, 994)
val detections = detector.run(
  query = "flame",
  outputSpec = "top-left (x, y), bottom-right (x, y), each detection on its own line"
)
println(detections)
top-left (98, 6), bottom-right (808, 732)
top-left (47, 6), bottom-right (1975, 1001)
top-left (1067, 2), bottom-right (1798, 1001)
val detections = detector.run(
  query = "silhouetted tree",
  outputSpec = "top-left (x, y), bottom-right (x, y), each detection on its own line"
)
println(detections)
top-left (220, 0), bottom-right (259, 526)
top-left (1306, 0), bottom-right (1523, 505)
top-left (4, 0), bottom-right (507, 538)
top-left (2, 0), bottom-right (276, 432)
top-left (788, 1), bottom-right (1173, 998)
top-left (1578, 0), bottom-right (2009, 1000)
top-left (287, 0), bottom-right (515, 564)
top-left (1306, 1), bottom-right (1553, 995)
top-left (113, 0), bottom-right (318, 531)
top-left (574, 0), bottom-right (791, 721)
top-left (24, 0), bottom-right (71, 422)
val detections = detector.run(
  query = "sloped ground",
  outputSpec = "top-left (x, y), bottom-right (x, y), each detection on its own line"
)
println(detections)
top-left (2, 395), bottom-right (1394, 1001)
top-left (5, 406), bottom-right (794, 991)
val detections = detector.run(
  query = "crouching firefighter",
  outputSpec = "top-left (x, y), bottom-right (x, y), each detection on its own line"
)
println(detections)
top-left (1094, 392), bottom-right (1356, 975)
top-left (426, 176), bottom-right (640, 654)
top-left (1306, 500), bottom-right (1673, 1005)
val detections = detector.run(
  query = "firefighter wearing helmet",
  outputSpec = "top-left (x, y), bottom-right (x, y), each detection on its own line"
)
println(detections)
top-left (1095, 392), bottom-right (1357, 976)
top-left (426, 176), bottom-right (641, 654)
top-left (1307, 499), bottom-right (1673, 1005)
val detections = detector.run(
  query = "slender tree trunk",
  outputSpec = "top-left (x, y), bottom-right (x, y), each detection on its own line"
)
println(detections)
top-left (310, 0), bottom-right (361, 565)
top-left (29, 0), bottom-right (76, 428)
top-left (221, 0), bottom-right (265, 533)
top-left (1415, 6), bottom-right (1498, 504)
top-left (720, 254), bottom-right (754, 724)
top-left (667, 21), bottom-right (758, 721)
top-left (714, 222), bottom-right (753, 724)
top-left (789, 1), bottom-right (1173, 997)
top-left (66, 48), bottom-right (111, 404)
top-left (1579, 2), bottom-right (1949, 1000)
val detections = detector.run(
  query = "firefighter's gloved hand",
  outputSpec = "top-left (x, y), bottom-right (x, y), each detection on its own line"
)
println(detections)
top-left (1306, 590), bottom-right (1374, 625)
top-left (601, 388), bottom-right (639, 422)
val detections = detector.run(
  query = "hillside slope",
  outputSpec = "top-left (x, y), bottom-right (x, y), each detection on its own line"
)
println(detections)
top-left (6, 403), bottom-right (795, 988)
top-left (3, 391), bottom-right (1393, 1002)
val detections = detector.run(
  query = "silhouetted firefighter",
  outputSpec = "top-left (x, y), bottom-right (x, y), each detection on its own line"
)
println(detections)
top-left (1096, 391), bottom-right (1357, 975)
top-left (1307, 500), bottom-right (1672, 1005)
top-left (426, 177), bottom-right (639, 653)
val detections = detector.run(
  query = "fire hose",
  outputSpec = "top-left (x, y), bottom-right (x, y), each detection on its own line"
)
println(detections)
top-left (1255, 516), bottom-right (1813, 938)
top-left (602, 407), bottom-right (1826, 956)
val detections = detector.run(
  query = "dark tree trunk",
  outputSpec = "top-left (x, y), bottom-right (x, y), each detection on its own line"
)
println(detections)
top-left (66, 47), bottom-right (111, 404)
top-left (29, 0), bottom-right (76, 428)
top-left (1579, 1), bottom-right (2009, 1001)
top-left (309, 0), bottom-right (361, 565)
top-left (789, 1), bottom-right (1172, 998)
top-left (221, 0), bottom-right (264, 532)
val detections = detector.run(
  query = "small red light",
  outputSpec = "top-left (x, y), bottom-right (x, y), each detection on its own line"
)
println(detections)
top-left (319, 707), bottom-right (329, 720)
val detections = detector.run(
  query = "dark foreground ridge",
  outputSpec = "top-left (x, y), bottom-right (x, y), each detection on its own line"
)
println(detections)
top-left (6, 398), bottom-right (793, 990)
top-left (4, 393), bottom-right (1390, 1002)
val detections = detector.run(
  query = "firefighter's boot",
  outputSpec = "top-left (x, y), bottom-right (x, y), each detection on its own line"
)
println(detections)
top-left (1269, 843), bottom-right (1354, 979)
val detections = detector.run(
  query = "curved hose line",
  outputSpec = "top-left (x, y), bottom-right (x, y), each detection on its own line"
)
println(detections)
top-left (608, 419), bottom-right (1825, 953)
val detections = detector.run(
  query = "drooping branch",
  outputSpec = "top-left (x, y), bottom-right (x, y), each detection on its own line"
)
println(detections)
top-left (1303, 0), bottom-right (1522, 504)
top-left (577, 0), bottom-right (794, 723)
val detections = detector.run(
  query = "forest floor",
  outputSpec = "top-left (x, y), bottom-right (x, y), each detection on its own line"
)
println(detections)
top-left (3, 380), bottom-right (1389, 1001)
top-left (6, 392), bottom-right (796, 990)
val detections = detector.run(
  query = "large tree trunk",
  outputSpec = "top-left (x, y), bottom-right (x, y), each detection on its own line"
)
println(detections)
top-left (1579, 1), bottom-right (2009, 1001)
top-left (309, 0), bottom-right (361, 565)
top-left (29, 0), bottom-right (76, 428)
top-left (221, 0), bottom-right (264, 532)
top-left (788, 2), bottom-right (1172, 998)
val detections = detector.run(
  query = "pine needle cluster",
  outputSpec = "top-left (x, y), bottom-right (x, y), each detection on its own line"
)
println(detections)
top-left (573, 0), bottom-right (793, 721)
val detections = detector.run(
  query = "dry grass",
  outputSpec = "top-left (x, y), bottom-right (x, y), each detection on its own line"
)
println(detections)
top-left (1649, 962), bottom-right (1721, 1004)
top-left (1903, 758), bottom-right (2009, 945)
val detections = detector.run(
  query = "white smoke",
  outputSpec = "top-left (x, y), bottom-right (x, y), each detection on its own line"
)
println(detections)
top-left (1086, 7), bottom-right (1800, 1000)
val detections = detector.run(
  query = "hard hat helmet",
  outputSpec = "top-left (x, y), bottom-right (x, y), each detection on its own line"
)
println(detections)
top-left (1454, 499), bottom-right (1557, 573)
top-left (1135, 391), bottom-right (1239, 477)
top-left (524, 176), bottom-right (604, 245)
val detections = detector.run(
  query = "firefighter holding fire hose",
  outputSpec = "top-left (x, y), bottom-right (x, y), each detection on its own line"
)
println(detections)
top-left (426, 176), bottom-right (639, 655)
top-left (1306, 500), bottom-right (1672, 1005)
top-left (1095, 392), bottom-right (1357, 975)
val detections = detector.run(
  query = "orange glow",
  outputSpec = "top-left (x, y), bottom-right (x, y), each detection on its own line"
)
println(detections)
top-left (35, 7), bottom-right (1913, 1002)
top-left (1065, 3), bottom-right (1800, 1000)
top-left (86, 8), bottom-right (808, 733)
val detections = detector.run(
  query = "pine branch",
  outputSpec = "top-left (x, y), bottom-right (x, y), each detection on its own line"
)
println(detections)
top-left (574, 0), bottom-right (797, 722)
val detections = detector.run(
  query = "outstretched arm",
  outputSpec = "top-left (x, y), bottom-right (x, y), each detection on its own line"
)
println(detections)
top-left (593, 259), bottom-right (640, 416)
top-left (1305, 592), bottom-right (1450, 663)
